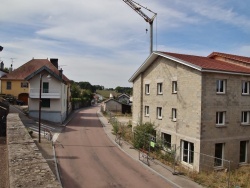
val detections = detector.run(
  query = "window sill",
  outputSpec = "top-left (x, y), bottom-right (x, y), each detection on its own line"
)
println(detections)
top-left (242, 93), bottom-right (250, 96)
top-left (172, 92), bottom-right (177, 94)
top-left (157, 93), bottom-right (163, 95)
top-left (157, 118), bottom-right (162, 120)
top-left (172, 119), bottom-right (176, 122)
top-left (216, 92), bottom-right (226, 95)
top-left (213, 166), bottom-right (225, 171)
top-left (216, 124), bottom-right (227, 128)
top-left (145, 115), bottom-right (149, 117)
top-left (145, 93), bottom-right (150, 95)
top-left (240, 123), bottom-right (250, 126)
top-left (181, 161), bottom-right (194, 169)
top-left (239, 163), bottom-right (249, 167)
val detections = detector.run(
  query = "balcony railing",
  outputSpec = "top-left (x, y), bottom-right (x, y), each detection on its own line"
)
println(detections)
top-left (29, 88), bottom-right (61, 99)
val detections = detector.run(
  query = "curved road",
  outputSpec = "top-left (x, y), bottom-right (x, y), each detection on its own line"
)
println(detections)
top-left (56, 106), bottom-right (174, 188)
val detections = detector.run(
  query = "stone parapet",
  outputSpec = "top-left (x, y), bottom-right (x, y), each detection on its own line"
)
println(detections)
top-left (7, 113), bottom-right (61, 188)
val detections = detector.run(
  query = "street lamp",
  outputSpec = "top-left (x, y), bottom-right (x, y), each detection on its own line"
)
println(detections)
top-left (38, 74), bottom-right (51, 143)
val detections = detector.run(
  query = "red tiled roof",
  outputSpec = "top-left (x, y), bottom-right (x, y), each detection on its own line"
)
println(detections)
top-left (161, 52), bottom-right (250, 74)
top-left (208, 52), bottom-right (250, 64)
top-left (1, 59), bottom-right (70, 81)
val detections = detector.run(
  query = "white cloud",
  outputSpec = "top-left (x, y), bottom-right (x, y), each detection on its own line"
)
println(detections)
top-left (1, 0), bottom-right (250, 88)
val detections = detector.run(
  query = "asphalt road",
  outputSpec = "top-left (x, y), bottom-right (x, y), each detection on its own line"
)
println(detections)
top-left (9, 105), bottom-right (63, 134)
top-left (56, 106), bottom-right (174, 188)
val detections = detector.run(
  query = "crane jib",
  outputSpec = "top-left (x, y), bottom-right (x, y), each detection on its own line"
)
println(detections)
top-left (122, 0), bottom-right (157, 54)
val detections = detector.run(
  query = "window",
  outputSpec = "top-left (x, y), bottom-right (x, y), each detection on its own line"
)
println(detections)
top-left (43, 82), bottom-right (49, 93)
top-left (6, 81), bottom-right (11, 90)
top-left (216, 111), bottom-right (226, 125)
top-left (242, 81), bottom-right (250, 95)
top-left (145, 106), bottom-right (149, 116)
top-left (21, 82), bottom-right (29, 88)
top-left (216, 80), bottom-right (226, 93)
top-left (241, 111), bottom-right (250, 124)
top-left (181, 140), bottom-right (194, 165)
top-left (172, 108), bottom-right (177, 121)
top-left (41, 99), bottom-right (50, 108)
top-left (162, 133), bottom-right (171, 150)
top-left (145, 84), bottom-right (150, 95)
top-left (240, 141), bottom-right (248, 163)
top-left (172, 81), bottom-right (177, 93)
top-left (157, 83), bottom-right (163, 95)
top-left (157, 107), bottom-right (162, 119)
top-left (214, 143), bottom-right (224, 167)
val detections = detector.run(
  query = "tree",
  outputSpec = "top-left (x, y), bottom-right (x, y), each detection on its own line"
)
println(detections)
top-left (93, 85), bottom-right (104, 91)
top-left (71, 83), bottom-right (81, 98)
top-left (78, 81), bottom-right (94, 92)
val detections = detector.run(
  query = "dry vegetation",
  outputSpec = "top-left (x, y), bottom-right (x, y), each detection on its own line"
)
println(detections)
top-left (109, 115), bottom-right (250, 188)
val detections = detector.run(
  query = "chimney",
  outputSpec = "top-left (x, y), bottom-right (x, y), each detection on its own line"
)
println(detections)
top-left (50, 58), bottom-right (58, 69)
top-left (59, 68), bottom-right (63, 79)
top-left (0, 61), bottom-right (4, 70)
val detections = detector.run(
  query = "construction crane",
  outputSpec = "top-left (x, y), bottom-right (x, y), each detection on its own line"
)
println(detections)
top-left (122, 0), bottom-right (157, 54)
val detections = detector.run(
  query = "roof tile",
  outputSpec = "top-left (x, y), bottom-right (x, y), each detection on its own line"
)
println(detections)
top-left (161, 52), bottom-right (250, 74)
top-left (1, 59), bottom-right (70, 81)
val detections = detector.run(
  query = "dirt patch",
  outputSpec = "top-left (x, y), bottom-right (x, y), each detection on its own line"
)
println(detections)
top-left (0, 137), bottom-right (9, 188)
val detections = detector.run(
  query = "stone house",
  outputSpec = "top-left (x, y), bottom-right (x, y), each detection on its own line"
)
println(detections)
top-left (129, 51), bottom-right (250, 171)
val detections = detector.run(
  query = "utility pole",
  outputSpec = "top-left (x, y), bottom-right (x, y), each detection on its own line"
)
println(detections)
top-left (122, 0), bottom-right (157, 54)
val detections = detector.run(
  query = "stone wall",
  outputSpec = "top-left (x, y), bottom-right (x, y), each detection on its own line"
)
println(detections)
top-left (201, 72), bottom-right (250, 169)
top-left (7, 113), bottom-right (61, 188)
top-left (132, 56), bottom-right (202, 171)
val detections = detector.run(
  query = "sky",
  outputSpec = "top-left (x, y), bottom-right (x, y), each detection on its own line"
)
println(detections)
top-left (1, 0), bottom-right (250, 88)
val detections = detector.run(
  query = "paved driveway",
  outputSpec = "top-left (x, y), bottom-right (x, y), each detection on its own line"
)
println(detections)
top-left (56, 106), bottom-right (175, 188)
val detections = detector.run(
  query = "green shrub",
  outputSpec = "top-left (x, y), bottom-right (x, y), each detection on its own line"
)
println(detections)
top-left (132, 122), bottom-right (156, 149)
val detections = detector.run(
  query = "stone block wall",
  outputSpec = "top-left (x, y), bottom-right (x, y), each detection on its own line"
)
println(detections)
top-left (7, 113), bottom-right (61, 188)
top-left (200, 73), bottom-right (250, 168)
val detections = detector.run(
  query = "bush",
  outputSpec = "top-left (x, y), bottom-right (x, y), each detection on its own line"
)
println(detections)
top-left (133, 122), bottom-right (156, 149)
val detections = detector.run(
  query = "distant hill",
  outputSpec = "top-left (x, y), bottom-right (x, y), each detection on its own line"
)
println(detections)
top-left (96, 90), bottom-right (121, 99)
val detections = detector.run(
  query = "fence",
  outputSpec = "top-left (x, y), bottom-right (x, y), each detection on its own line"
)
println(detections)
top-left (101, 110), bottom-right (248, 187)
top-left (0, 100), bottom-right (9, 137)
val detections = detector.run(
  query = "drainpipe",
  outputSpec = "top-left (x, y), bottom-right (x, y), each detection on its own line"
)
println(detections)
top-left (140, 72), bottom-right (144, 125)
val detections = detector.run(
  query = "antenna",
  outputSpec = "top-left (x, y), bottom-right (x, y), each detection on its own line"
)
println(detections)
top-left (58, 65), bottom-right (67, 69)
top-left (10, 58), bottom-right (16, 68)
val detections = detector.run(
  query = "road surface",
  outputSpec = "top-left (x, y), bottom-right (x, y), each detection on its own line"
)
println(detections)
top-left (56, 106), bottom-right (175, 188)
top-left (10, 105), bottom-right (63, 134)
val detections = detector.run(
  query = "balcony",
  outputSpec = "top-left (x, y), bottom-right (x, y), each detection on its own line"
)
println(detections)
top-left (29, 88), bottom-right (61, 99)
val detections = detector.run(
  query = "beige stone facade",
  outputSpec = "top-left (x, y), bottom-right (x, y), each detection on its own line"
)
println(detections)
top-left (130, 52), bottom-right (250, 171)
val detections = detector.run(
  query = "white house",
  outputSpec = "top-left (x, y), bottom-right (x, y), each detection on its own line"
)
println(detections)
top-left (25, 59), bottom-right (71, 124)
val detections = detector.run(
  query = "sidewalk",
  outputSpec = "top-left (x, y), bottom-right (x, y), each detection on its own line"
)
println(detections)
top-left (97, 110), bottom-right (203, 188)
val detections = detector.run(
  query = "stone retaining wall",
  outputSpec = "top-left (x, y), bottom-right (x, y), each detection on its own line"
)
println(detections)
top-left (7, 113), bottom-right (61, 188)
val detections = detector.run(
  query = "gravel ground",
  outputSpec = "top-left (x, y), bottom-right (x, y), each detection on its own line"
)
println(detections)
top-left (0, 137), bottom-right (8, 188)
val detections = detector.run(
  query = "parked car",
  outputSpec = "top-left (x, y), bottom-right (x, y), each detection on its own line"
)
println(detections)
top-left (3, 94), bottom-right (16, 104)
top-left (16, 100), bottom-right (24, 105)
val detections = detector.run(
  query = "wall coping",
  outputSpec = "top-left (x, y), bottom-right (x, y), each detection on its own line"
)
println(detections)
top-left (7, 113), bottom-right (61, 188)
